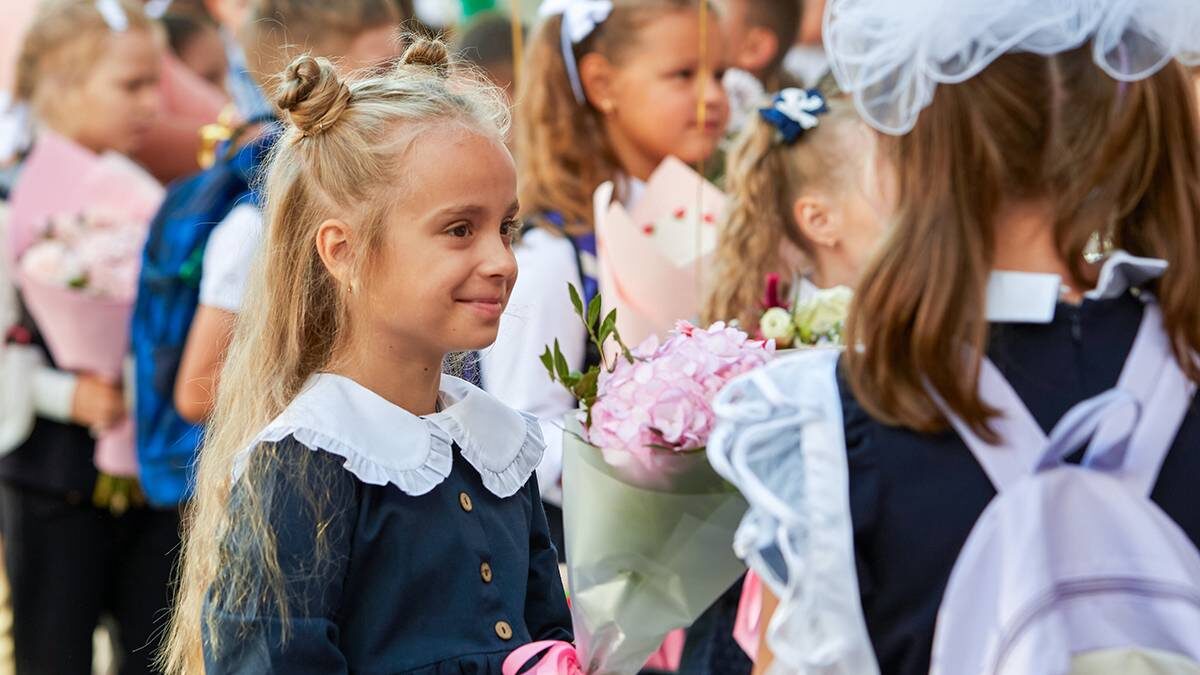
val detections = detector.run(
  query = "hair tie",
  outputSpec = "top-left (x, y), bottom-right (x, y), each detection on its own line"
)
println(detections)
top-left (758, 88), bottom-right (829, 145)
top-left (538, 0), bottom-right (614, 105)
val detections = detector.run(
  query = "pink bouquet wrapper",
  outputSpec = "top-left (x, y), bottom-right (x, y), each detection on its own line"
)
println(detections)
top-left (593, 157), bottom-right (726, 347)
top-left (19, 274), bottom-right (137, 476)
top-left (7, 130), bottom-right (162, 264)
top-left (8, 130), bottom-right (163, 478)
top-left (734, 571), bottom-right (763, 662)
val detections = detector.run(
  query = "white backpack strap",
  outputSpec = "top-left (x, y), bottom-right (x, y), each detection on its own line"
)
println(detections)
top-left (932, 359), bottom-right (1047, 492)
top-left (1085, 303), bottom-right (1196, 496)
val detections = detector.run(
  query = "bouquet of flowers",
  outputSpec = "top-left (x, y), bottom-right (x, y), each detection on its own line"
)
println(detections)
top-left (757, 273), bottom-right (853, 348)
top-left (8, 130), bottom-right (162, 507)
top-left (518, 287), bottom-right (773, 674)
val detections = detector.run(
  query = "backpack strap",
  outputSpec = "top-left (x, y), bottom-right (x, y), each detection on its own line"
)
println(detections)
top-left (1086, 302), bottom-right (1196, 496)
top-left (937, 301), bottom-right (1195, 494)
top-left (934, 359), bottom-right (1048, 491)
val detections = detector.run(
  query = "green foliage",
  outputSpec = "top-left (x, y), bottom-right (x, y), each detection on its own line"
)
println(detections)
top-left (541, 284), bottom-right (637, 426)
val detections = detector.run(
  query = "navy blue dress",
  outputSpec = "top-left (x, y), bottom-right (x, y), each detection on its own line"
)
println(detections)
top-left (203, 437), bottom-right (572, 674)
top-left (843, 290), bottom-right (1200, 675)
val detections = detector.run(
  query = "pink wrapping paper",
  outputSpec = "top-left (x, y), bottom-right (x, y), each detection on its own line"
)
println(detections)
top-left (8, 130), bottom-right (162, 264)
top-left (734, 571), bottom-right (763, 662)
top-left (593, 157), bottom-right (726, 347)
top-left (8, 130), bottom-right (162, 478)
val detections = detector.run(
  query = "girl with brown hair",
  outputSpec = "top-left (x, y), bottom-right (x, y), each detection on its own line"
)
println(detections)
top-left (709, 1), bottom-right (1200, 673)
top-left (483, 0), bottom-right (729, 559)
top-left (164, 39), bottom-right (571, 674)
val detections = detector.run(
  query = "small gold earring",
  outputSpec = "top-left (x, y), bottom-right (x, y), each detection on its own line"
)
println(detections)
top-left (600, 100), bottom-right (615, 114)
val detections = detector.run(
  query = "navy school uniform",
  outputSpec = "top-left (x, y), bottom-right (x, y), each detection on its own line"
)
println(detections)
top-left (202, 374), bottom-right (572, 674)
top-left (844, 258), bottom-right (1200, 675)
top-left (710, 253), bottom-right (1200, 675)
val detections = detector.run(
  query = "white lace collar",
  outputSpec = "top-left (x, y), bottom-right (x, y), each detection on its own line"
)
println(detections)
top-left (985, 250), bottom-right (1167, 323)
top-left (233, 373), bottom-right (545, 498)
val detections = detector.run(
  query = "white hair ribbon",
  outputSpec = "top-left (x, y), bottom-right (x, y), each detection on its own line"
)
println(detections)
top-left (538, 0), bottom-right (614, 105)
top-left (95, 0), bottom-right (129, 31)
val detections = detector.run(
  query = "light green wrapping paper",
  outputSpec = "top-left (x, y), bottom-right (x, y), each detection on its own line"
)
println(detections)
top-left (561, 418), bottom-right (749, 674)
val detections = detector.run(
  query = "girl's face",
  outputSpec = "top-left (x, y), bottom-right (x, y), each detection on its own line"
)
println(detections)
top-left (599, 10), bottom-right (730, 178)
top-left (356, 125), bottom-right (519, 359)
top-left (55, 29), bottom-right (161, 155)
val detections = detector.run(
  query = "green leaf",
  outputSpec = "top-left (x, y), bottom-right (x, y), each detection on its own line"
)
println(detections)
top-left (539, 347), bottom-right (556, 380)
top-left (568, 284), bottom-right (584, 318)
top-left (553, 339), bottom-right (571, 383)
top-left (586, 294), bottom-right (602, 331)
top-left (598, 309), bottom-right (618, 345)
top-left (571, 368), bottom-right (599, 402)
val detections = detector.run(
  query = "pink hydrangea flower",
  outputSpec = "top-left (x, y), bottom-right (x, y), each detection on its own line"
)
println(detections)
top-left (587, 321), bottom-right (774, 470)
top-left (20, 209), bottom-right (146, 301)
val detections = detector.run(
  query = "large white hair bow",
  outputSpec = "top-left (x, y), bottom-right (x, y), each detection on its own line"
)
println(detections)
top-left (538, 0), bottom-right (615, 104)
top-left (824, 0), bottom-right (1200, 135)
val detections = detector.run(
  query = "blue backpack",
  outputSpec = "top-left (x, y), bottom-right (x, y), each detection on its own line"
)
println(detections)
top-left (131, 125), bottom-right (278, 507)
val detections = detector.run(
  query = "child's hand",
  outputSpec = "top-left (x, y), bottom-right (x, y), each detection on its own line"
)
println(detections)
top-left (71, 375), bottom-right (126, 432)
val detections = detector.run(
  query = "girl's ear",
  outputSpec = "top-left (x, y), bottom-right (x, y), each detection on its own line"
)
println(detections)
top-left (578, 52), bottom-right (617, 113)
top-left (793, 195), bottom-right (840, 249)
top-left (315, 218), bottom-right (356, 288)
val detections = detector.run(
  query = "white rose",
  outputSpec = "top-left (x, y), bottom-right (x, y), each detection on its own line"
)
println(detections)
top-left (759, 307), bottom-right (796, 347)
top-left (794, 286), bottom-right (853, 343)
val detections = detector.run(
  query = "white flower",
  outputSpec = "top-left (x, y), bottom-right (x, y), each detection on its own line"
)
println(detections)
top-left (775, 88), bottom-right (827, 132)
top-left (794, 285), bottom-right (853, 344)
top-left (759, 307), bottom-right (796, 347)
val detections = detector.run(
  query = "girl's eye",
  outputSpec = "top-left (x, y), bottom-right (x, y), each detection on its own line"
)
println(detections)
top-left (499, 218), bottom-right (519, 241)
top-left (675, 69), bottom-right (695, 80)
top-left (448, 223), bottom-right (472, 238)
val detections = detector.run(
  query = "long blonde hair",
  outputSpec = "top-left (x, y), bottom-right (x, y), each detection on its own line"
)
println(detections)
top-left (844, 48), bottom-right (1200, 439)
top-left (705, 94), bottom-right (859, 328)
top-left (516, 0), bottom-right (708, 232)
top-left (15, 0), bottom-right (155, 116)
top-left (163, 39), bottom-right (508, 674)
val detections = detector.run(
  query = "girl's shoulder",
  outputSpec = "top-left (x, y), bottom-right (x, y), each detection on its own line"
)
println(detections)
top-left (234, 373), bottom-right (545, 500)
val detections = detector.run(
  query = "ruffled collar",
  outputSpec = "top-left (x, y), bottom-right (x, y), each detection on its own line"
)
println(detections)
top-left (233, 373), bottom-right (544, 498)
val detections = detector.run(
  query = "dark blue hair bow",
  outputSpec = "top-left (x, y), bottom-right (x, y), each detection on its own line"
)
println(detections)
top-left (758, 88), bottom-right (830, 145)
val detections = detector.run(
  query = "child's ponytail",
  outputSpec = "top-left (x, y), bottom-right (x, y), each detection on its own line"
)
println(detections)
top-left (705, 94), bottom-right (858, 329)
top-left (516, 13), bottom-right (617, 231)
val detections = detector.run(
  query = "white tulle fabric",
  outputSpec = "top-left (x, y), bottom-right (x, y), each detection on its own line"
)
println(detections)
top-left (234, 373), bottom-right (545, 499)
top-left (708, 349), bottom-right (879, 675)
top-left (824, 0), bottom-right (1200, 134)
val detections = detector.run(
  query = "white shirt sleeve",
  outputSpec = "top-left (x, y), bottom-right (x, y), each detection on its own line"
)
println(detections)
top-left (481, 228), bottom-right (587, 505)
top-left (199, 203), bottom-right (263, 313)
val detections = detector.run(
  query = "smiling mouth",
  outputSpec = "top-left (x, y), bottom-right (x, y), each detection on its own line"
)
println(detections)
top-left (457, 299), bottom-right (505, 319)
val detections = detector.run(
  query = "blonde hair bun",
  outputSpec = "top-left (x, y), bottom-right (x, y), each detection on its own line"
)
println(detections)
top-left (276, 55), bottom-right (353, 137)
top-left (399, 37), bottom-right (451, 75)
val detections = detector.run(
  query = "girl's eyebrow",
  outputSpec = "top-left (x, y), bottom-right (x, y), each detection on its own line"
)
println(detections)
top-left (430, 200), bottom-right (521, 221)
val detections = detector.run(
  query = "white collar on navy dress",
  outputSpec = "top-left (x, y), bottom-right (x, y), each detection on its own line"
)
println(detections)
top-left (233, 374), bottom-right (545, 498)
top-left (985, 250), bottom-right (1167, 324)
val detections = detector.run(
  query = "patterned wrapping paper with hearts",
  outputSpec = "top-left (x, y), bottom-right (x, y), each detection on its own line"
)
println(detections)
top-left (592, 156), bottom-right (726, 347)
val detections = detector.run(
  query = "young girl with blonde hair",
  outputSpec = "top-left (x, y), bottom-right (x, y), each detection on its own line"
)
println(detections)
top-left (484, 0), bottom-right (729, 557)
top-left (710, 1), bottom-right (1200, 672)
top-left (705, 88), bottom-right (885, 331)
top-left (166, 39), bottom-right (571, 674)
top-left (0, 3), bottom-right (170, 672)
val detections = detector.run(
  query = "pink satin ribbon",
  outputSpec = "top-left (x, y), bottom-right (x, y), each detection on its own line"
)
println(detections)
top-left (502, 641), bottom-right (584, 675)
